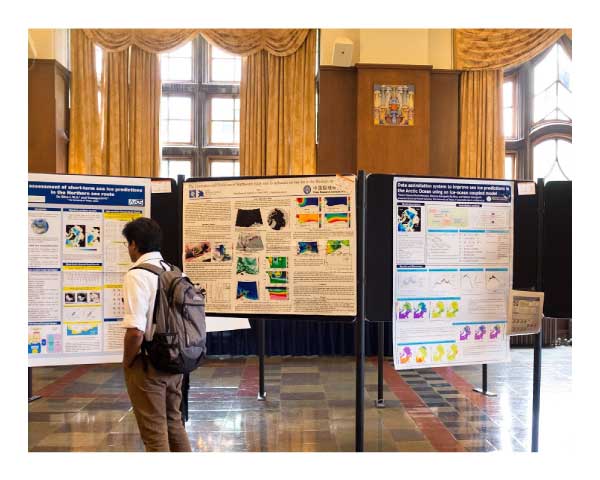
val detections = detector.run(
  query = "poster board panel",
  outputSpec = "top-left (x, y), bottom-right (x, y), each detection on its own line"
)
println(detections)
top-left (28, 174), bottom-right (151, 367)
top-left (391, 176), bottom-right (513, 369)
top-left (182, 175), bottom-right (357, 317)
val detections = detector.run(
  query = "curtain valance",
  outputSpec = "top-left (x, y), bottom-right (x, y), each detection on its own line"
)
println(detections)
top-left (454, 28), bottom-right (572, 70)
top-left (83, 29), bottom-right (310, 56)
top-left (201, 29), bottom-right (309, 56)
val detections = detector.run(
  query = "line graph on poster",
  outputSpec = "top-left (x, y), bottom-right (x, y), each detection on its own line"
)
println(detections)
top-left (429, 270), bottom-right (459, 292)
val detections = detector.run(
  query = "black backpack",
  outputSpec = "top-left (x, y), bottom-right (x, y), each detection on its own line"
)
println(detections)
top-left (131, 261), bottom-right (207, 374)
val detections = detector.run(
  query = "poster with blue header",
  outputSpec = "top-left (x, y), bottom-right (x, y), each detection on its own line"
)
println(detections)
top-left (392, 177), bottom-right (513, 370)
top-left (28, 174), bottom-right (151, 367)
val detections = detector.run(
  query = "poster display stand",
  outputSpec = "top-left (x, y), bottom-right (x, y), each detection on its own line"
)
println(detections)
top-left (181, 173), bottom-right (365, 451)
top-left (27, 175), bottom-right (180, 401)
top-left (27, 171), bottom-right (565, 453)
top-left (257, 317), bottom-right (267, 401)
top-left (376, 322), bottom-right (385, 408)
top-left (27, 173), bottom-right (152, 368)
top-left (531, 178), bottom-right (545, 452)
top-left (472, 364), bottom-right (497, 397)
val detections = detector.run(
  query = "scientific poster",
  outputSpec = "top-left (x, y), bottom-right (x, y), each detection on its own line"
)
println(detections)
top-left (392, 177), bottom-right (513, 370)
top-left (183, 176), bottom-right (357, 316)
top-left (28, 174), bottom-right (151, 366)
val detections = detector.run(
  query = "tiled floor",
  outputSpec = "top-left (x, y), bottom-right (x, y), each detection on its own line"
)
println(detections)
top-left (28, 346), bottom-right (572, 452)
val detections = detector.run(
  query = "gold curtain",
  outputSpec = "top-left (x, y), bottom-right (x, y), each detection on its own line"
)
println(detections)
top-left (454, 29), bottom-right (571, 70)
top-left (73, 28), bottom-right (314, 177)
top-left (128, 46), bottom-right (161, 177)
top-left (241, 30), bottom-right (316, 176)
top-left (101, 50), bottom-right (128, 175)
top-left (68, 30), bottom-right (101, 174)
top-left (453, 28), bottom-right (571, 179)
top-left (83, 29), bottom-right (198, 53)
top-left (240, 52), bottom-right (267, 176)
top-left (458, 70), bottom-right (504, 179)
top-left (84, 28), bottom-right (310, 56)
top-left (201, 29), bottom-right (309, 56)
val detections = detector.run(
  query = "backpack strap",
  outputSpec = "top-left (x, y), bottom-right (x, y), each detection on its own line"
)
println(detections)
top-left (130, 262), bottom-right (166, 276)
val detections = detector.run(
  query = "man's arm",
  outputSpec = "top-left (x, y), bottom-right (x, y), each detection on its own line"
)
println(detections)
top-left (121, 271), bottom-right (153, 368)
top-left (123, 328), bottom-right (144, 368)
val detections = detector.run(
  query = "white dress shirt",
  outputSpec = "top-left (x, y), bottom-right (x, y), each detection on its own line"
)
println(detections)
top-left (122, 252), bottom-right (171, 342)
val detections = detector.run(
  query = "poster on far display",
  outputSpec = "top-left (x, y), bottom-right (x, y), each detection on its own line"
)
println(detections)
top-left (392, 177), bottom-right (514, 370)
top-left (28, 174), bottom-right (151, 367)
top-left (182, 175), bottom-right (357, 317)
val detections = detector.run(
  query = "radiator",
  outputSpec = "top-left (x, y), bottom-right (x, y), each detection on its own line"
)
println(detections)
top-left (510, 317), bottom-right (559, 347)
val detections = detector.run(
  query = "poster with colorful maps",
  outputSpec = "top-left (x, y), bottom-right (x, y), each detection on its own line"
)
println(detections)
top-left (183, 175), bottom-right (357, 316)
top-left (392, 177), bottom-right (513, 370)
top-left (28, 173), bottom-right (151, 367)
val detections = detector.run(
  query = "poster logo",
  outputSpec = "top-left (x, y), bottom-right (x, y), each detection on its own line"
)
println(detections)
top-left (303, 185), bottom-right (311, 194)
top-left (128, 199), bottom-right (144, 206)
top-left (189, 190), bottom-right (204, 199)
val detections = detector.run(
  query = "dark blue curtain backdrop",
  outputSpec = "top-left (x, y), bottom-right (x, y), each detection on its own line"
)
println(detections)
top-left (206, 320), bottom-right (393, 356)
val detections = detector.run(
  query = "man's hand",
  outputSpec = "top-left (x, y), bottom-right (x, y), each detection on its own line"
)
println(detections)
top-left (123, 328), bottom-right (144, 368)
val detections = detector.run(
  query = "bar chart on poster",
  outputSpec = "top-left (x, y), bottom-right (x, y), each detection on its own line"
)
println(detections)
top-left (182, 175), bottom-right (357, 317)
top-left (28, 174), bottom-right (151, 367)
top-left (392, 177), bottom-right (513, 370)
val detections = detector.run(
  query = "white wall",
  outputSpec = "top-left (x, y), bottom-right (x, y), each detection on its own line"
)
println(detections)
top-left (319, 29), bottom-right (361, 66)
top-left (320, 28), bottom-right (453, 69)
top-left (28, 29), bottom-right (69, 68)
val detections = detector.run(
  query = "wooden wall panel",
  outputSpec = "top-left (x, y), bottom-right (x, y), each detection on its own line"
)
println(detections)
top-left (28, 59), bottom-right (70, 174)
top-left (356, 64), bottom-right (431, 175)
top-left (317, 66), bottom-right (357, 174)
top-left (430, 70), bottom-right (460, 177)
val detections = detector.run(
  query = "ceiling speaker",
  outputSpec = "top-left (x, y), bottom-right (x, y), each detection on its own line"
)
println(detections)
top-left (331, 37), bottom-right (354, 67)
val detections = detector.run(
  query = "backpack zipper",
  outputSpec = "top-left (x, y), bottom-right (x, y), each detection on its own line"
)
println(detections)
top-left (181, 302), bottom-right (189, 347)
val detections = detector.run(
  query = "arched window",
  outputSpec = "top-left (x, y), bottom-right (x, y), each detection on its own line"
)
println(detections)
top-left (503, 37), bottom-right (572, 181)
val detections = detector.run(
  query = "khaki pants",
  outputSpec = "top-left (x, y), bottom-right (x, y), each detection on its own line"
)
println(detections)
top-left (124, 355), bottom-right (192, 452)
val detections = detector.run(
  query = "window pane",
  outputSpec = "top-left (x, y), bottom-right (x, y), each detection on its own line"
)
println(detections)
top-left (533, 139), bottom-right (556, 180)
top-left (162, 159), bottom-right (192, 180)
top-left (169, 160), bottom-right (191, 180)
top-left (503, 107), bottom-right (513, 138)
top-left (170, 42), bottom-right (192, 58)
top-left (160, 160), bottom-right (169, 178)
top-left (234, 98), bottom-right (240, 121)
top-left (211, 160), bottom-right (236, 177)
top-left (212, 59), bottom-right (237, 82)
top-left (234, 58), bottom-right (242, 82)
top-left (160, 42), bottom-right (193, 82)
top-left (534, 44), bottom-right (557, 95)
top-left (160, 96), bottom-right (169, 117)
top-left (212, 98), bottom-right (235, 121)
top-left (234, 122), bottom-right (240, 144)
top-left (558, 44), bottom-right (571, 91)
top-left (168, 97), bottom-right (192, 120)
top-left (504, 156), bottom-right (514, 180)
top-left (159, 119), bottom-right (167, 142)
top-left (533, 84), bottom-right (557, 123)
top-left (168, 120), bottom-right (192, 143)
top-left (503, 81), bottom-right (513, 108)
top-left (556, 139), bottom-right (572, 180)
top-left (234, 161), bottom-right (240, 176)
top-left (211, 121), bottom-right (234, 144)
top-left (160, 96), bottom-right (193, 144)
top-left (168, 58), bottom-right (192, 82)
top-left (211, 45), bottom-right (235, 59)
top-left (557, 82), bottom-right (572, 120)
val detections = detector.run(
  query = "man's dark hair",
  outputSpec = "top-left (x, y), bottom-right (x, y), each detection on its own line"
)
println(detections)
top-left (122, 217), bottom-right (162, 254)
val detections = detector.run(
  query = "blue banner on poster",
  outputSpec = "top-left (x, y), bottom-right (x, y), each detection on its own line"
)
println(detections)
top-left (396, 181), bottom-right (511, 203)
top-left (28, 181), bottom-right (146, 207)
